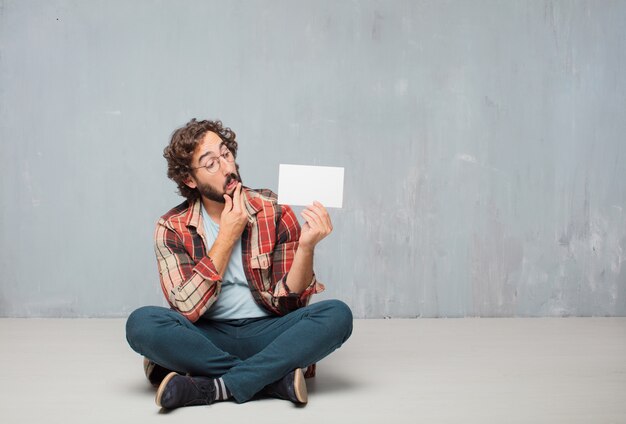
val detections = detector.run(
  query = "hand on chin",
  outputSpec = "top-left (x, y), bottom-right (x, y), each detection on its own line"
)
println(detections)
top-left (225, 179), bottom-right (239, 195)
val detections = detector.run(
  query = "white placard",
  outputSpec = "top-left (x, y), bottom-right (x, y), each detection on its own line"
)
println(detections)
top-left (277, 164), bottom-right (344, 208)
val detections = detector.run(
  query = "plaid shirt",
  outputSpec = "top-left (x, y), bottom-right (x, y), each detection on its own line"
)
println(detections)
top-left (154, 187), bottom-right (325, 323)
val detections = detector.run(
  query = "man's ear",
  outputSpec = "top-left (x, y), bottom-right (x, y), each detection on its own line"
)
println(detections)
top-left (183, 175), bottom-right (197, 189)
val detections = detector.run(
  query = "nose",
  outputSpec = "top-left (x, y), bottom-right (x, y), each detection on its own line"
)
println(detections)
top-left (220, 156), bottom-right (235, 174)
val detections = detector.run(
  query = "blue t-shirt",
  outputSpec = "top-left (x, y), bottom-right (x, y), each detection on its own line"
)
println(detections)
top-left (201, 206), bottom-right (270, 321)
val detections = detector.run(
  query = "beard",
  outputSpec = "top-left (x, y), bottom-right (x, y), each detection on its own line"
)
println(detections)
top-left (196, 172), bottom-right (242, 204)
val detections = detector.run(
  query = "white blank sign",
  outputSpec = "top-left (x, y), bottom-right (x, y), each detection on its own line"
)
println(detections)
top-left (277, 164), bottom-right (344, 208)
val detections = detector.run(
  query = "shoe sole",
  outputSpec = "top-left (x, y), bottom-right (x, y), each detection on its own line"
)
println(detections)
top-left (143, 357), bottom-right (158, 387)
top-left (155, 372), bottom-right (179, 408)
top-left (293, 368), bottom-right (308, 404)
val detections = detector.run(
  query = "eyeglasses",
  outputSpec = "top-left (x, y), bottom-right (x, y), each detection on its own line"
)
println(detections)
top-left (191, 148), bottom-right (235, 174)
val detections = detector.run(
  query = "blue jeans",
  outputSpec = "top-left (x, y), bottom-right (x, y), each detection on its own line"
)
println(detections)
top-left (125, 299), bottom-right (353, 403)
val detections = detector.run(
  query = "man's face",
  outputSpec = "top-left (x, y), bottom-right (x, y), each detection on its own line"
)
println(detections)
top-left (185, 131), bottom-right (241, 204)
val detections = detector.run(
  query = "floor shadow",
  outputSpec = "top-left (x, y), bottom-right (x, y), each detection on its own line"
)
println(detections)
top-left (306, 372), bottom-right (359, 394)
top-left (119, 379), bottom-right (156, 396)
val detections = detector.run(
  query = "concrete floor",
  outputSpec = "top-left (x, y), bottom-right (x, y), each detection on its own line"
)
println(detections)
top-left (1, 317), bottom-right (625, 424)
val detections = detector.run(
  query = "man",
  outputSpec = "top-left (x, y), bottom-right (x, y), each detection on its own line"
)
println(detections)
top-left (126, 119), bottom-right (353, 409)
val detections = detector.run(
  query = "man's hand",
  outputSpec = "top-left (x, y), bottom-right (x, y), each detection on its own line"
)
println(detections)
top-left (218, 183), bottom-right (248, 244)
top-left (284, 201), bottom-right (332, 294)
top-left (299, 201), bottom-right (333, 251)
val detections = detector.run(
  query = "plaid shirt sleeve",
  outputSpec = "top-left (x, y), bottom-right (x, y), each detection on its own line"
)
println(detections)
top-left (269, 204), bottom-right (325, 314)
top-left (154, 218), bottom-right (221, 323)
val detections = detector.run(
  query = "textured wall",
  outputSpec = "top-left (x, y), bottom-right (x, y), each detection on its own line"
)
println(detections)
top-left (1, 0), bottom-right (625, 317)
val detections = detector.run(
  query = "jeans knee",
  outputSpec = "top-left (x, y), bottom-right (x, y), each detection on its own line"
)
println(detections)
top-left (125, 306), bottom-right (166, 351)
top-left (325, 300), bottom-right (353, 342)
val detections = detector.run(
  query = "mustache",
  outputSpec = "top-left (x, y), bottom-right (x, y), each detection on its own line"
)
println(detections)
top-left (224, 173), bottom-right (241, 189)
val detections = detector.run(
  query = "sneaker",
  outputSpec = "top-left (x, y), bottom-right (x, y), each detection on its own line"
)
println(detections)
top-left (156, 372), bottom-right (217, 409)
top-left (143, 357), bottom-right (172, 388)
top-left (262, 368), bottom-right (308, 404)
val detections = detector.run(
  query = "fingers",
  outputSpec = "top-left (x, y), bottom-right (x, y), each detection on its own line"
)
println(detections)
top-left (304, 201), bottom-right (333, 231)
top-left (220, 183), bottom-right (247, 241)
top-left (301, 206), bottom-right (332, 236)
top-left (222, 183), bottom-right (247, 230)
top-left (301, 209), bottom-right (323, 229)
top-left (231, 183), bottom-right (242, 212)
top-left (239, 184), bottom-right (246, 213)
top-left (223, 193), bottom-right (233, 212)
top-left (312, 201), bottom-right (333, 230)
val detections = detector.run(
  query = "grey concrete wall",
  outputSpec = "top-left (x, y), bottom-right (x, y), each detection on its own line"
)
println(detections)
top-left (1, 0), bottom-right (625, 318)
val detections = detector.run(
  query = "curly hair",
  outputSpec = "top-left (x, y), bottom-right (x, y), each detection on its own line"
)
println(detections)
top-left (163, 119), bottom-right (239, 201)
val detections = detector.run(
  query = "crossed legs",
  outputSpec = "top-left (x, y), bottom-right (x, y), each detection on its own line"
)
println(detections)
top-left (126, 300), bottom-right (353, 403)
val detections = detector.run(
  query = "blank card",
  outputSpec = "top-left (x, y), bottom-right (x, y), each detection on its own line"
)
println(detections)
top-left (277, 164), bottom-right (344, 208)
